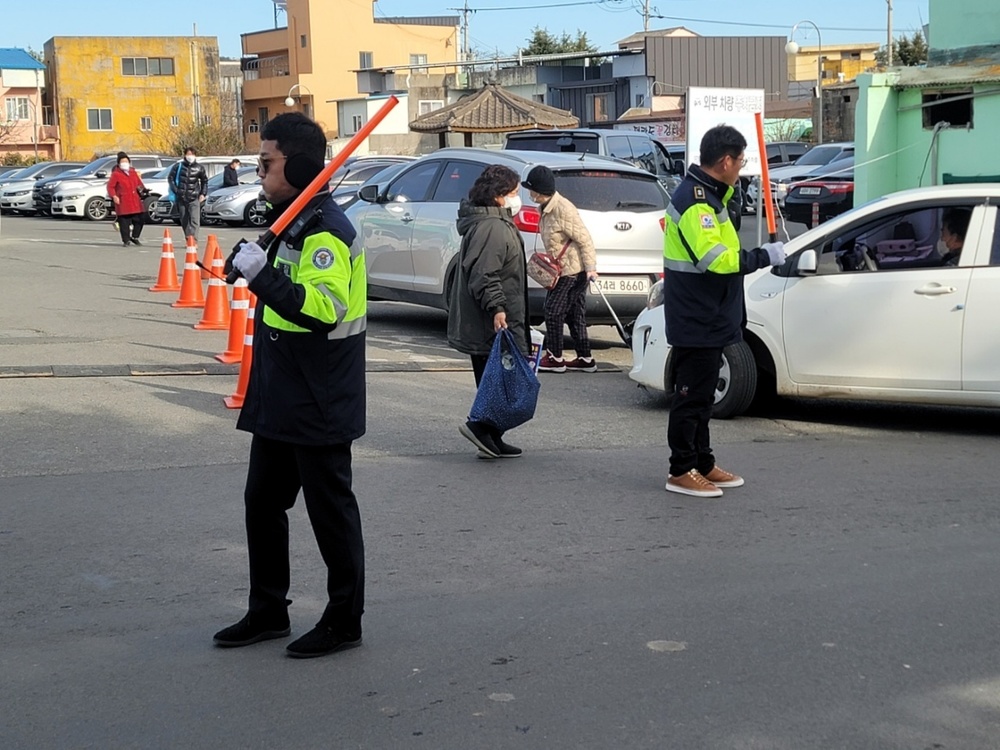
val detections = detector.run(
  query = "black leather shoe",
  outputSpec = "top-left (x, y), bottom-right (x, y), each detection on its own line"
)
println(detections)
top-left (213, 613), bottom-right (290, 648)
top-left (459, 420), bottom-right (500, 457)
top-left (130, 238), bottom-right (142, 246)
top-left (286, 625), bottom-right (362, 659)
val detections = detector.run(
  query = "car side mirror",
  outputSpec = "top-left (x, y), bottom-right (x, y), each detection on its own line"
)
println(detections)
top-left (796, 248), bottom-right (818, 275)
top-left (672, 159), bottom-right (686, 177)
top-left (358, 184), bottom-right (380, 203)
top-left (96, 170), bottom-right (107, 179)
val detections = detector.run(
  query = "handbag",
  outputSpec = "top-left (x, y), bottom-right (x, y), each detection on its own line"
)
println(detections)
top-left (526, 241), bottom-right (571, 290)
top-left (469, 328), bottom-right (540, 432)
top-left (137, 187), bottom-right (151, 200)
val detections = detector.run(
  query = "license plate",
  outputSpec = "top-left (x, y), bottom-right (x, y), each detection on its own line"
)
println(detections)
top-left (592, 276), bottom-right (649, 295)
top-left (798, 187), bottom-right (822, 196)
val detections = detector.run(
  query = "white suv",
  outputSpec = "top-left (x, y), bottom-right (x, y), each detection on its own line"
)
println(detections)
top-left (346, 148), bottom-right (669, 322)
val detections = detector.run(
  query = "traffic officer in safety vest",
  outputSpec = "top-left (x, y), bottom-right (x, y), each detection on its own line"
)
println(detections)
top-left (214, 112), bottom-right (368, 659)
top-left (662, 124), bottom-right (785, 498)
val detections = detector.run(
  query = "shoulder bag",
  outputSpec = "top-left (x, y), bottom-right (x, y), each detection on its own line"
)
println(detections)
top-left (526, 240), bottom-right (571, 290)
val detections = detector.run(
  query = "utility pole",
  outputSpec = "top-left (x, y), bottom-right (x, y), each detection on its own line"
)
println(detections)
top-left (448, 0), bottom-right (472, 62)
top-left (644, 0), bottom-right (650, 32)
top-left (886, 0), bottom-right (894, 66)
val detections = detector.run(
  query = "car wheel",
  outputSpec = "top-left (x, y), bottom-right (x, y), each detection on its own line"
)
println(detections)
top-left (664, 340), bottom-right (757, 420)
top-left (245, 201), bottom-right (268, 227)
top-left (84, 196), bottom-right (109, 221)
top-left (144, 196), bottom-right (163, 224)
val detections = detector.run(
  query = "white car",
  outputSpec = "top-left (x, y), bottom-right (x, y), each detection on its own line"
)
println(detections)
top-left (630, 184), bottom-right (1000, 418)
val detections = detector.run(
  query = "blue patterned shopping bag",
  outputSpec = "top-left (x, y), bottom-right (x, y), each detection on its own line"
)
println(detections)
top-left (469, 328), bottom-right (540, 432)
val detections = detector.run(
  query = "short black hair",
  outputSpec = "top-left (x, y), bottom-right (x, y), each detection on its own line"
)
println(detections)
top-left (942, 207), bottom-right (971, 240)
top-left (184, 146), bottom-right (197, 156)
top-left (261, 112), bottom-right (326, 164)
top-left (700, 125), bottom-right (747, 167)
top-left (468, 164), bottom-right (519, 207)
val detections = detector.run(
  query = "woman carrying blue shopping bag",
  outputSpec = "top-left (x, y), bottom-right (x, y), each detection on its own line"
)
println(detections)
top-left (447, 165), bottom-right (534, 459)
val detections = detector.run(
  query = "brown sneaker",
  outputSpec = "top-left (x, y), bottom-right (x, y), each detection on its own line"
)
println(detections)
top-left (703, 466), bottom-right (745, 488)
top-left (665, 469), bottom-right (723, 498)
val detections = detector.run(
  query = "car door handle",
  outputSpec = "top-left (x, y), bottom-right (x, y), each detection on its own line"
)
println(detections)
top-left (400, 214), bottom-right (415, 223)
top-left (914, 285), bottom-right (957, 296)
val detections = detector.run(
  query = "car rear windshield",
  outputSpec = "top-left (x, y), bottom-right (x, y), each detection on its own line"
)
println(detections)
top-left (792, 145), bottom-right (851, 167)
top-left (553, 170), bottom-right (666, 212)
top-left (506, 134), bottom-right (601, 154)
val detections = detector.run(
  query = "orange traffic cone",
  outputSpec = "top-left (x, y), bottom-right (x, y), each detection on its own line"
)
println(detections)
top-left (200, 234), bottom-right (216, 280)
top-left (171, 238), bottom-right (205, 308)
top-left (194, 240), bottom-right (231, 330)
top-left (148, 229), bottom-right (180, 292)
top-left (215, 277), bottom-right (249, 363)
top-left (224, 293), bottom-right (256, 409)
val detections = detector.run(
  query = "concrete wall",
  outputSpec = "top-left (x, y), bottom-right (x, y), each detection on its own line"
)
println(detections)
top-left (242, 0), bottom-right (458, 140)
top-left (854, 72), bottom-right (900, 205)
top-left (929, 0), bottom-right (1000, 58)
top-left (45, 36), bottom-right (221, 160)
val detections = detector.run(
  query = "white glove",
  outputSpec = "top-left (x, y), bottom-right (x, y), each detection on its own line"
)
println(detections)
top-left (232, 241), bottom-right (268, 283)
top-left (763, 241), bottom-right (786, 266)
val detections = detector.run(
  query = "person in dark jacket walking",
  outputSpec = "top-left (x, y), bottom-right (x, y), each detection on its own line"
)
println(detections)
top-left (106, 151), bottom-right (147, 246)
top-left (223, 158), bottom-right (241, 188)
top-left (168, 147), bottom-right (208, 242)
top-left (447, 164), bottom-right (530, 459)
top-left (213, 112), bottom-right (368, 659)
top-left (662, 125), bottom-right (785, 498)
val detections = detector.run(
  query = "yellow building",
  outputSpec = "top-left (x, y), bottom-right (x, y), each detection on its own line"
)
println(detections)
top-left (787, 42), bottom-right (881, 92)
top-left (241, 0), bottom-right (458, 143)
top-left (44, 36), bottom-right (221, 161)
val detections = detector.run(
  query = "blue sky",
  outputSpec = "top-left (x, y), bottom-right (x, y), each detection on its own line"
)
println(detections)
top-left (0, 0), bottom-right (929, 60)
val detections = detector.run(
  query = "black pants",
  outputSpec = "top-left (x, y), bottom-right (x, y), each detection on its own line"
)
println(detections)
top-left (544, 272), bottom-right (591, 358)
top-left (118, 212), bottom-right (143, 244)
top-left (244, 435), bottom-right (364, 631)
top-left (667, 346), bottom-right (723, 477)
top-left (470, 353), bottom-right (507, 438)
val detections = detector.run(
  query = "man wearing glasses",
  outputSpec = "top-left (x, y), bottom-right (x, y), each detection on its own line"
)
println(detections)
top-left (661, 125), bottom-right (786, 498)
top-left (215, 112), bottom-right (368, 659)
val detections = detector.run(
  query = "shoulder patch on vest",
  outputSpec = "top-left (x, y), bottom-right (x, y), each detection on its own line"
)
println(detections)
top-left (693, 185), bottom-right (706, 200)
top-left (312, 248), bottom-right (334, 270)
top-left (700, 213), bottom-right (716, 230)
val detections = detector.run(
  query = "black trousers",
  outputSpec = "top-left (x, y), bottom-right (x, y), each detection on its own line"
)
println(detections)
top-left (118, 212), bottom-right (143, 243)
top-left (667, 346), bottom-right (723, 477)
top-left (244, 435), bottom-right (364, 631)
top-left (543, 272), bottom-right (591, 358)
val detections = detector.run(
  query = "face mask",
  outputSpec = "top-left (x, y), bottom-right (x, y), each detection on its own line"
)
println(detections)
top-left (185, 154), bottom-right (196, 164)
top-left (504, 195), bottom-right (522, 215)
top-left (119, 162), bottom-right (130, 171)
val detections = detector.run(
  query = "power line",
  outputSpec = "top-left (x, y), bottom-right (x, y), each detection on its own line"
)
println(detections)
top-left (648, 13), bottom-right (891, 34)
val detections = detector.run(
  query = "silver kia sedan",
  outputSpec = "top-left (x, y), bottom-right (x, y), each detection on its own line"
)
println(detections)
top-left (347, 148), bottom-right (668, 322)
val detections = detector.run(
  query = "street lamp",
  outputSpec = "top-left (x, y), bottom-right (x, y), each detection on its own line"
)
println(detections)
top-left (786, 20), bottom-right (823, 145)
top-left (285, 83), bottom-right (312, 110)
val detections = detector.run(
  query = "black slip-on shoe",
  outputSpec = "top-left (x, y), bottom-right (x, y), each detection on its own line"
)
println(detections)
top-left (130, 238), bottom-right (142, 246)
top-left (286, 625), bottom-right (362, 659)
top-left (213, 613), bottom-right (291, 648)
top-left (459, 420), bottom-right (500, 457)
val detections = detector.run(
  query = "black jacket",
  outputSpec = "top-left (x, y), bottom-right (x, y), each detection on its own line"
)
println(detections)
top-left (169, 160), bottom-right (209, 203)
top-left (236, 193), bottom-right (366, 445)
top-left (222, 165), bottom-right (240, 187)
top-left (447, 200), bottom-right (529, 357)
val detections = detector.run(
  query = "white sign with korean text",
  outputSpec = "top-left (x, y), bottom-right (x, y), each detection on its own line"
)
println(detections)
top-left (685, 87), bottom-right (765, 177)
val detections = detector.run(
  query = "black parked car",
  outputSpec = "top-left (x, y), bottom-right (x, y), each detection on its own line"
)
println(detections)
top-left (784, 158), bottom-right (854, 227)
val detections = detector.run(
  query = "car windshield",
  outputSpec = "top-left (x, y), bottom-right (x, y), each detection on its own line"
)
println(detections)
top-left (73, 158), bottom-right (116, 177)
top-left (552, 170), bottom-right (667, 212)
top-left (207, 166), bottom-right (258, 190)
top-left (151, 162), bottom-right (180, 178)
top-left (791, 145), bottom-right (850, 167)
top-left (507, 134), bottom-right (602, 154)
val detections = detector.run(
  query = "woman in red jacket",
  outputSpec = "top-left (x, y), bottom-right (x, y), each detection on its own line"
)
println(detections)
top-left (106, 151), bottom-right (148, 246)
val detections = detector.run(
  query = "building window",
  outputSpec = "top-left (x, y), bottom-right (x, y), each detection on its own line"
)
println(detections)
top-left (140, 115), bottom-right (152, 131)
top-left (202, 114), bottom-right (212, 125)
top-left (418, 100), bottom-right (444, 116)
top-left (122, 57), bottom-right (174, 76)
top-left (5, 96), bottom-right (29, 121)
top-left (351, 114), bottom-right (364, 133)
top-left (588, 93), bottom-right (611, 123)
top-left (87, 108), bottom-right (113, 131)
top-left (410, 53), bottom-right (428, 73)
top-left (359, 51), bottom-right (373, 69)
top-left (258, 107), bottom-right (269, 128)
top-left (300, 34), bottom-right (307, 48)
top-left (923, 89), bottom-right (973, 129)
top-left (635, 93), bottom-right (646, 108)
top-left (170, 115), bottom-right (180, 127)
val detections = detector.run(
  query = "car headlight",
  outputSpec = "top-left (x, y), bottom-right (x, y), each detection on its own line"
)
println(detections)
top-left (11, 190), bottom-right (30, 196)
top-left (646, 279), bottom-right (664, 310)
top-left (215, 194), bottom-right (238, 204)
top-left (63, 194), bottom-right (84, 200)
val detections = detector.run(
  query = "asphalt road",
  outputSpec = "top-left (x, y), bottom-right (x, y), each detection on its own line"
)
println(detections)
top-left (2, 214), bottom-right (999, 749)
